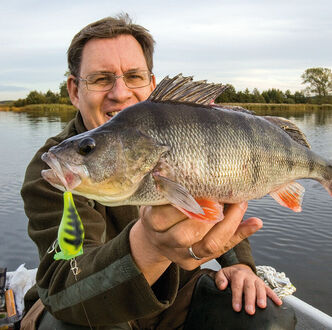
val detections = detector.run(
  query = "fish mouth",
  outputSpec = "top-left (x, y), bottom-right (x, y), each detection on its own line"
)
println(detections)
top-left (41, 152), bottom-right (88, 191)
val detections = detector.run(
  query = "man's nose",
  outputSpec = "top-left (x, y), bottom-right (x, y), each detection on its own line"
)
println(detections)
top-left (107, 76), bottom-right (132, 102)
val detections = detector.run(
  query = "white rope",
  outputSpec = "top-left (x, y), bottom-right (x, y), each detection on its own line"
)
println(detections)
top-left (256, 265), bottom-right (296, 299)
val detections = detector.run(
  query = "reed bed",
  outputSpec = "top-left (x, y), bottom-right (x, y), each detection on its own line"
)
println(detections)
top-left (221, 103), bottom-right (332, 116)
top-left (1, 102), bottom-right (332, 117)
top-left (0, 103), bottom-right (76, 112)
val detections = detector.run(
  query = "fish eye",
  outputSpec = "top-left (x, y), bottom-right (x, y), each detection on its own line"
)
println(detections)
top-left (78, 137), bottom-right (96, 156)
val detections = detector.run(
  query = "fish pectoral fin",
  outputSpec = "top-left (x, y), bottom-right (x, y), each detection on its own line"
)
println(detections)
top-left (175, 198), bottom-right (224, 223)
top-left (270, 181), bottom-right (305, 212)
top-left (153, 174), bottom-right (204, 215)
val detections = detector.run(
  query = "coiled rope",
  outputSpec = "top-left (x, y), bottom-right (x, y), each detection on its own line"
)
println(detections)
top-left (256, 265), bottom-right (296, 298)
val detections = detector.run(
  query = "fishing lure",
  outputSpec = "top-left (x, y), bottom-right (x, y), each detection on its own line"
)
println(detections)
top-left (54, 191), bottom-right (84, 260)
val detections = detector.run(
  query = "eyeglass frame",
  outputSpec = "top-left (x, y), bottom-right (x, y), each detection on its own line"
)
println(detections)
top-left (75, 70), bottom-right (154, 92)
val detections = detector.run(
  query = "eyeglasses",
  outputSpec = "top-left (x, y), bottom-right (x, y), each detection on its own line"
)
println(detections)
top-left (77, 70), bottom-right (153, 92)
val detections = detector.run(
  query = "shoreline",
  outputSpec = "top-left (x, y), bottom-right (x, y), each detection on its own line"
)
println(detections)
top-left (0, 103), bottom-right (332, 115)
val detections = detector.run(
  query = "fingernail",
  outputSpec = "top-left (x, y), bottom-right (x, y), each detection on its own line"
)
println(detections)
top-left (216, 279), bottom-right (223, 286)
top-left (258, 299), bottom-right (266, 308)
top-left (234, 303), bottom-right (241, 312)
top-left (246, 305), bottom-right (254, 314)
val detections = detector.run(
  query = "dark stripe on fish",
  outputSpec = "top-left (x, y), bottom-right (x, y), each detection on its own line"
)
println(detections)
top-left (63, 205), bottom-right (83, 248)
top-left (250, 149), bottom-right (261, 188)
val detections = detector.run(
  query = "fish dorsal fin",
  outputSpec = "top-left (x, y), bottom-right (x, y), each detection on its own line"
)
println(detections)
top-left (263, 116), bottom-right (311, 149)
top-left (149, 73), bottom-right (228, 106)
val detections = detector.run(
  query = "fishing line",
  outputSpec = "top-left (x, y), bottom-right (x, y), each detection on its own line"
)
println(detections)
top-left (70, 258), bottom-right (93, 330)
top-left (47, 243), bottom-right (93, 329)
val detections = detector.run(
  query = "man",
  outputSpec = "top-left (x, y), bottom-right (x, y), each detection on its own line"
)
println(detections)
top-left (21, 14), bottom-right (292, 329)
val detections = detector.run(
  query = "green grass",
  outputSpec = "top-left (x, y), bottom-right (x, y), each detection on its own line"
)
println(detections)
top-left (0, 103), bottom-right (76, 112)
top-left (2, 102), bottom-right (332, 117)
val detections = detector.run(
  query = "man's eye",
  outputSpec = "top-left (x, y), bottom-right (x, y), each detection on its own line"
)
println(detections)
top-left (90, 75), bottom-right (112, 84)
top-left (126, 74), bottom-right (144, 81)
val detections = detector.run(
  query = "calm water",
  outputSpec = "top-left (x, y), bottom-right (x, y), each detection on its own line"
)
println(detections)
top-left (0, 108), bottom-right (331, 315)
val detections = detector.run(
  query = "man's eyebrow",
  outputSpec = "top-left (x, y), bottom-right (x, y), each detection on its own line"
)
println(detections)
top-left (88, 68), bottom-right (144, 75)
top-left (125, 68), bottom-right (142, 73)
top-left (88, 71), bottom-right (115, 75)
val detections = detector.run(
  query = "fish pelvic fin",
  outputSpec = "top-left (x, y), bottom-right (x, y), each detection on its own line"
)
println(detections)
top-left (153, 174), bottom-right (224, 222)
top-left (270, 181), bottom-right (305, 212)
top-left (175, 199), bottom-right (224, 223)
top-left (148, 74), bottom-right (228, 106)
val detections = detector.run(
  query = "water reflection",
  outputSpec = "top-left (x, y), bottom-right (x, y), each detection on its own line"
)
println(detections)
top-left (13, 107), bottom-right (77, 126)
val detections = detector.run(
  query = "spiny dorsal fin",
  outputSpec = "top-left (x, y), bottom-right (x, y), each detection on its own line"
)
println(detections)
top-left (149, 74), bottom-right (228, 106)
top-left (263, 116), bottom-right (311, 149)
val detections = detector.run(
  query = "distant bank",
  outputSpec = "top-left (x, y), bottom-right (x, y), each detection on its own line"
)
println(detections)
top-left (221, 103), bottom-right (332, 115)
top-left (1, 103), bottom-right (331, 115)
top-left (0, 103), bottom-right (76, 112)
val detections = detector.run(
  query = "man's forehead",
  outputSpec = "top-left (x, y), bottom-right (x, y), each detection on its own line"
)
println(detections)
top-left (80, 36), bottom-right (148, 75)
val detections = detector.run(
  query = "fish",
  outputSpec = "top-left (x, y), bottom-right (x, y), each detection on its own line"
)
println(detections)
top-left (54, 191), bottom-right (84, 260)
top-left (41, 74), bottom-right (332, 222)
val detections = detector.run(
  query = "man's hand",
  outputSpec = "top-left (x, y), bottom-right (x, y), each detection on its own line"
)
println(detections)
top-left (215, 264), bottom-right (282, 315)
top-left (130, 202), bottom-right (262, 285)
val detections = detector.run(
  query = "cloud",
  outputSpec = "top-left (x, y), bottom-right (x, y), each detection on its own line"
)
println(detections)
top-left (0, 0), bottom-right (331, 100)
top-left (0, 85), bottom-right (29, 92)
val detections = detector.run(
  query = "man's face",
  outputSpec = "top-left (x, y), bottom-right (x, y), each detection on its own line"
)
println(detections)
top-left (68, 35), bottom-right (156, 130)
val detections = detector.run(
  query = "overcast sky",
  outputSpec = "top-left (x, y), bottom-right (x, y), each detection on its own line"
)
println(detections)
top-left (1, 0), bottom-right (331, 101)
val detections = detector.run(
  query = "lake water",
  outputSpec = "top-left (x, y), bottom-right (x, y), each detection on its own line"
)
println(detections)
top-left (0, 108), bottom-right (331, 315)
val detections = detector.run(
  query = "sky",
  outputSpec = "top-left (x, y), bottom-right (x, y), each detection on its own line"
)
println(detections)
top-left (1, 0), bottom-right (331, 101)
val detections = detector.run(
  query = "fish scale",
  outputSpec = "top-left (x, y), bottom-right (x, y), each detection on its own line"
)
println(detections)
top-left (133, 104), bottom-right (310, 202)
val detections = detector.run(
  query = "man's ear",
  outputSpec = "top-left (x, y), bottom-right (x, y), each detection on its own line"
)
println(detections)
top-left (67, 75), bottom-right (79, 109)
top-left (151, 74), bottom-right (156, 91)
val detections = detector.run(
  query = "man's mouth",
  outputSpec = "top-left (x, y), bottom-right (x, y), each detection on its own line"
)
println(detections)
top-left (41, 152), bottom-right (86, 191)
top-left (106, 110), bottom-right (121, 119)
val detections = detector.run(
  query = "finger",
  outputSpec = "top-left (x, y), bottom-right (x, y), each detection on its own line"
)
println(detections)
top-left (256, 280), bottom-right (267, 309)
top-left (266, 286), bottom-right (283, 306)
top-left (243, 278), bottom-right (256, 315)
top-left (215, 270), bottom-right (229, 290)
top-left (153, 217), bottom-right (215, 249)
top-left (230, 217), bottom-right (263, 246)
top-left (140, 204), bottom-right (187, 232)
top-left (231, 277), bottom-right (244, 312)
top-left (194, 202), bottom-right (250, 257)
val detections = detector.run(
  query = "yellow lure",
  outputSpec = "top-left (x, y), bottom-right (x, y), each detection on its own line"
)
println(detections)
top-left (54, 191), bottom-right (84, 260)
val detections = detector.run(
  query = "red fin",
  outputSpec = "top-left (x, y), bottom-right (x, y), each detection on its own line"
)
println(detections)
top-left (174, 198), bottom-right (224, 223)
top-left (270, 182), bottom-right (305, 212)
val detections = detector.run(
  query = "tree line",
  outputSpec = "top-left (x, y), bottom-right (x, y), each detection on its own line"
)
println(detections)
top-left (216, 67), bottom-right (332, 104)
top-left (13, 67), bottom-right (332, 107)
top-left (13, 81), bottom-right (70, 107)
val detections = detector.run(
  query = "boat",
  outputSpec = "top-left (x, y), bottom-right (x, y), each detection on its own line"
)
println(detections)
top-left (1, 264), bottom-right (331, 329)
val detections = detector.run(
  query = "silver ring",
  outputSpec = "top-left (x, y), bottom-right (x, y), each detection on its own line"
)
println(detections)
top-left (188, 246), bottom-right (202, 260)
